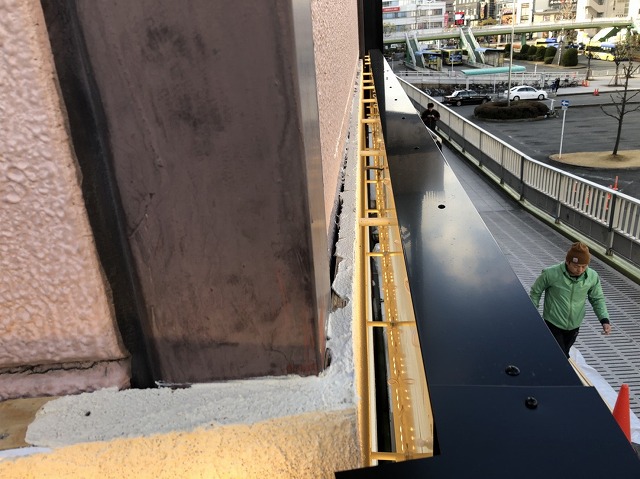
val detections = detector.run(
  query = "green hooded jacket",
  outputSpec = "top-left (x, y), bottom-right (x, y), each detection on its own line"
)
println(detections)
top-left (529, 262), bottom-right (609, 331)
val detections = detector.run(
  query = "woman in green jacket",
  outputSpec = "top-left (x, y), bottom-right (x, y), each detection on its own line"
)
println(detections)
top-left (530, 242), bottom-right (611, 358)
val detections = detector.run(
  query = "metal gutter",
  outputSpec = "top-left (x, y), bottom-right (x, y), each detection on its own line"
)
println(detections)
top-left (357, 55), bottom-right (433, 466)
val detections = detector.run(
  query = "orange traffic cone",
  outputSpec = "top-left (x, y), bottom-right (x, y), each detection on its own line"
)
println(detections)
top-left (594, 88), bottom-right (599, 96)
top-left (613, 383), bottom-right (631, 441)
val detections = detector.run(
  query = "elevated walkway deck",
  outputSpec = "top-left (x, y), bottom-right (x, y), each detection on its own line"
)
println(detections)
top-left (441, 142), bottom-right (640, 419)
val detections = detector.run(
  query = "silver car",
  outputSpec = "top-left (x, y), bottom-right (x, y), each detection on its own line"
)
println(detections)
top-left (504, 85), bottom-right (548, 101)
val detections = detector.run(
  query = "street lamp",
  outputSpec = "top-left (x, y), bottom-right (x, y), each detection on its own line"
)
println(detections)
top-left (507, 0), bottom-right (516, 107)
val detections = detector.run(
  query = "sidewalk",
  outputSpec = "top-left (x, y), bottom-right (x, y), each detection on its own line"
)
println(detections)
top-left (550, 74), bottom-right (640, 97)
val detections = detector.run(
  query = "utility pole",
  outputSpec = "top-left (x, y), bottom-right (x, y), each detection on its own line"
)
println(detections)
top-left (507, 0), bottom-right (516, 107)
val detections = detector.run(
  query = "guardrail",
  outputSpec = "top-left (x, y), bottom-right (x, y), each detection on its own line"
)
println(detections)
top-left (398, 76), bottom-right (640, 273)
top-left (397, 68), bottom-right (586, 90)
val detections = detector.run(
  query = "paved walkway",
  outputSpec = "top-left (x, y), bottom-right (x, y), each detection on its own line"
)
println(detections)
top-left (440, 142), bottom-right (640, 423)
top-left (545, 72), bottom-right (640, 97)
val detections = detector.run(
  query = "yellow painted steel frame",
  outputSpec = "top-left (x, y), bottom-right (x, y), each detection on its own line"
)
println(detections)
top-left (356, 56), bottom-right (434, 467)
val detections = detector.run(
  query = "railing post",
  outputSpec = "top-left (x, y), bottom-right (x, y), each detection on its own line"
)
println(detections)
top-left (461, 121), bottom-right (466, 153)
top-left (519, 155), bottom-right (525, 201)
top-left (499, 145), bottom-right (505, 185)
top-left (606, 194), bottom-right (618, 256)
top-left (554, 174), bottom-right (564, 224)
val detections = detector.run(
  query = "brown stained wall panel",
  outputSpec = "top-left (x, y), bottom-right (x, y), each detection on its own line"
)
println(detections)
top-left (62, 0), bottom-right (325, 382)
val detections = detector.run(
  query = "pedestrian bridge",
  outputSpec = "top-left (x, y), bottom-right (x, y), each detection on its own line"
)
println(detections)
top-left (342, 53), bottom-right (640, 477)
top-left (384, 16), bottom-right (639, 45)
top-left (397, 16), bottom-right (639, 68)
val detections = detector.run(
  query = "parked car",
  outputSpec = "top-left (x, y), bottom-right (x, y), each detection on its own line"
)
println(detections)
top-left (443, 89), bottom-right (492, 106)
top-left (504, 85), bottom-right (548, 101)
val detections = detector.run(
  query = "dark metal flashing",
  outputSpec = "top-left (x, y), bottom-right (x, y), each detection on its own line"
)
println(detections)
top-left (39, 0), bottom-right (157, 387)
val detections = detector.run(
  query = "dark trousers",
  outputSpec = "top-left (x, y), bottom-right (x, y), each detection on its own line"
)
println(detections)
top-left (545, 320), bottom-right (579, 358)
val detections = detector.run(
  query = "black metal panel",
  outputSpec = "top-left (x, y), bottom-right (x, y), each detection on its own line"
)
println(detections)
top-left (381, 69), bottom-right (579, 387)
top-left (465, 142), bottom-right (481, 162)
top-left (361, 0), bottom-right (382, 56)
top-left (337, 386), bottom-right (640, 478)
top-left (483, 157), bottom-right (502, 178)
top-left (338, 58), bottom-right (640, 477)
top-left (559, 207), bottom-right (610, 247)
top-left (524, 185), bottom-right (557, 216)
top-left (502, 169), bottom-right (521, 193)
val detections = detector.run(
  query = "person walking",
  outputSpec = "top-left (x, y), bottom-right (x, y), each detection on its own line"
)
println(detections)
top-left (553, 77), bottom-right (560, 93)
top-left (529, 242), bottom-right (611, 358)
top-left (421, 102), bottom-right (440, 131)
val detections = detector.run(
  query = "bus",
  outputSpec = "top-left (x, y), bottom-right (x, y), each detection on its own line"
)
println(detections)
top-left (534, 37), bottom-right (558, 48)
top-left (420, 49), bottom-right (442, 71)
top-left (585, 41), bottom-right (619, 61)
top-left (441, 48), bottom-right (463, 65)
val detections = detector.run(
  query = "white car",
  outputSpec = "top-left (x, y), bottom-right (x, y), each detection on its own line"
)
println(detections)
top-left (504, 85), bottom-right (548, 101)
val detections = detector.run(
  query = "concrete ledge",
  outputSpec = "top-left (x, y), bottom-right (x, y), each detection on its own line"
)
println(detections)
top-left (0, 409), bottom-right (360, 479)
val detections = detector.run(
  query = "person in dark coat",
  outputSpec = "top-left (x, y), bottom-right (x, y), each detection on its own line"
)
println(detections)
top-left (420, 102), bottom-right (440, 131)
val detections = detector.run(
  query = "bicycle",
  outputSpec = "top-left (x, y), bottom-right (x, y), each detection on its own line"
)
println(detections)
top-left (545, 108), bottom-right (558, 118)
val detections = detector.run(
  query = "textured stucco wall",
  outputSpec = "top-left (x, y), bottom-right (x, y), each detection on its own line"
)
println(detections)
top-left (0, 0), bottom-right (129, 398)
top-left (0, 410), bottom-right (360, 478)
top-left (311, 0), bottom-right (360, 231)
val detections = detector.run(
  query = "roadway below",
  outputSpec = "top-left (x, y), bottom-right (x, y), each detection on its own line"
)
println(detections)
top-left (446, 98), bottom-right (640, 198)
top-left (429, 60), bottom-right (640, 199)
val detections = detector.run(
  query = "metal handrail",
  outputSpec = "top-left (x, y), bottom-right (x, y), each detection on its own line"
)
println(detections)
top-left (357, 57), bottom-right (434, 467)
top-left (398, 76), bottom-right (640, 274)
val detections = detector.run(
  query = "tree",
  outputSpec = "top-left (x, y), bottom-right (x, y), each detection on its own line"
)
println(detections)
top-left (560, 0), bottom-right (576, 20)
top-left (585, 48), bottom-right (594, 80)
top-left (561, 47), bottom-right (578, 66)
top-left (600, 61), bottom-right (640, 156)
top-left (383, 22), bottom-right (395, 37)
top-left (610, 40), bottom-right (634, 86)
top-left (611, 52), bottom-right (625, 87)
top-left (478, 17), bottom-right (496, 26)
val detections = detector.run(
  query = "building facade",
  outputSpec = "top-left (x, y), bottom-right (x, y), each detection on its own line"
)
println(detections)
top-left (383, 0), bottom-right (449, 35)
top-left (577, 0), bottom-right (640, 19)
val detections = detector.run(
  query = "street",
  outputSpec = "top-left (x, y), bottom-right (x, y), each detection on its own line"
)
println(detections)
top-left (409, 54), bottom-right (640, 199)
top-left (449, 100), bottom-right (640, 198)
top-left (394, 53), bottom-right (640, 198)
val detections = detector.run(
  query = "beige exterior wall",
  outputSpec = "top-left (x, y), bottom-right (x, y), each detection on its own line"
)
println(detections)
top-left (0, 0), bottom-right (129, 399)
top-left (312, 0), bottom-right (361, 229)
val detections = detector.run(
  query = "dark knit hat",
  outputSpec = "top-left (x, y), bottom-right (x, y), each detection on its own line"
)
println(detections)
top-left (566, 242), bottom-right (590, 265)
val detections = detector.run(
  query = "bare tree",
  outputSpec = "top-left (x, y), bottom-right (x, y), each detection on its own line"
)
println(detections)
top-left (585, 48), bottom-right (594, 80)
top-left (600, 61), bottom-right (640, 156)
top-left (560, 0), bottom-right (576, 20)
top-left (610, 41), bottom-right (634, 86)
top-left (383, 22), bottom-right (395, 37)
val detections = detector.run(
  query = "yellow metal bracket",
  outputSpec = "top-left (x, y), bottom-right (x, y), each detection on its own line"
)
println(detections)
top-left (354, 55), bottom-right (434, 467)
